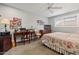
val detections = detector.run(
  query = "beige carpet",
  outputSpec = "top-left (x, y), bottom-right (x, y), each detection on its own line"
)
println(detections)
top-left (4, 40), bottom-right (60, 55)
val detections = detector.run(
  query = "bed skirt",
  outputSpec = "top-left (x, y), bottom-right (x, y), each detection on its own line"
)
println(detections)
top-left (42, 40), bottom-right (75, 55)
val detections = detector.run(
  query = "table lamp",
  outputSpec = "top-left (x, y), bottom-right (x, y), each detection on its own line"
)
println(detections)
top-left (0, 18), bottom-right (10, 32)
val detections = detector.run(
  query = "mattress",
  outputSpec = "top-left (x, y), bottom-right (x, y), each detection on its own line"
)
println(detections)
top-left (41, 32), bottom-right (79, 55)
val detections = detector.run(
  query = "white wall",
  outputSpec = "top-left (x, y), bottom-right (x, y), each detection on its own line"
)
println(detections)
top-left (28, 15), bottom-right (48, 30)
top-left (48, 10), bottom-right (79, 33)
top-left (0, 4), bottom-right (48, 31)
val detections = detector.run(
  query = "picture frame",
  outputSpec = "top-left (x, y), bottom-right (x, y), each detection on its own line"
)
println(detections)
top-left (10, 17), bottom-right (22, 29)
top-left (37, 20), bottom-right (44, 25)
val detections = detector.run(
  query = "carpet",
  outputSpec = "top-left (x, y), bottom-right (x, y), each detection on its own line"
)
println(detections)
top-left (4, 40), bottom-right (60, 55)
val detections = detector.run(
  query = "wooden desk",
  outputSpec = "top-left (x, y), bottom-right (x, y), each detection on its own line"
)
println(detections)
top-left (14, 31), bottom-right (29, 46)
top-left (14, 30), bottom-right (37, 46)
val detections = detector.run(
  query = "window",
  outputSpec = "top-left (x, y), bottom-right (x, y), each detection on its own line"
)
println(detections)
top-left (55, 16), bottom-right (77, 27)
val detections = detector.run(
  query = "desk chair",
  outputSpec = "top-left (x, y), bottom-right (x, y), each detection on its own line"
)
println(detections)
top-left (20, 28), bottom-right (30, 44)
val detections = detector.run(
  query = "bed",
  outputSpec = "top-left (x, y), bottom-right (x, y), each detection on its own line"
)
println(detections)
top-left (41, 32), bottom-right (79, 55)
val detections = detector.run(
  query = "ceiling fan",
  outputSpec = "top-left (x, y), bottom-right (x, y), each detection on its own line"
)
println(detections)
top-left (47, 3), bottom-right (62, 13)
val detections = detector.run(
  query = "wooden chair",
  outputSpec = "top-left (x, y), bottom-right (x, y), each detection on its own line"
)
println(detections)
top-left (35, 30), bottom-right (41, 39)
top-left (21, 30), bottom-right (30, 44)
top-left (39, 30), bottom-right (46, 38)
top-left (27, 30), bottom-right (38, 41)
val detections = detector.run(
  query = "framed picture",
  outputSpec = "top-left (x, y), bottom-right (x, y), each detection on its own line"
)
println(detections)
top-left (10, 17), bottom-right (22, 29)
top-left (37, 20), bottom-right (44, 25)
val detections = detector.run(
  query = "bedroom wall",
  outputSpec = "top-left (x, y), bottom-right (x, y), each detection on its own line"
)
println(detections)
top-left (48, 10), bottom-right (79, 33)
top-left (0, 4), bottom-right (48, 31)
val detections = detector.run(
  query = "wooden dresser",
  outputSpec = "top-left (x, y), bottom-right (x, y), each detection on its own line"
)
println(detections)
top-left (0, 32), bottom-right (12, 54)
top-left (44, 25), bottom-right (51, 33)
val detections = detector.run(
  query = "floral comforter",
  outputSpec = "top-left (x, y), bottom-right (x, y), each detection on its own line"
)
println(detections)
top-left (41, 32), bottom-right (79, 55)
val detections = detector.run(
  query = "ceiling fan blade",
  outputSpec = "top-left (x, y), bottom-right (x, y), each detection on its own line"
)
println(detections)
top-left (49, 9), bottom-right (53, 13)
top-left (48, 3), bottom-right (54, 7)
top-left (50, 7), bottom-right (62, 9)
top-left (47, 3), bottom-right (62, 14)
top-left (47, 3), bottom-right (54, 9)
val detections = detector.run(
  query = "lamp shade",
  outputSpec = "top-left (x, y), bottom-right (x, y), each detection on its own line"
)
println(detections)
top-left (1, 18), bottom-right (10, 25)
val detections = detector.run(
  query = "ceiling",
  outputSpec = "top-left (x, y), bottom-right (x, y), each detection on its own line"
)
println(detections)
top-left (4, 3), bottom-right (79, 17)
